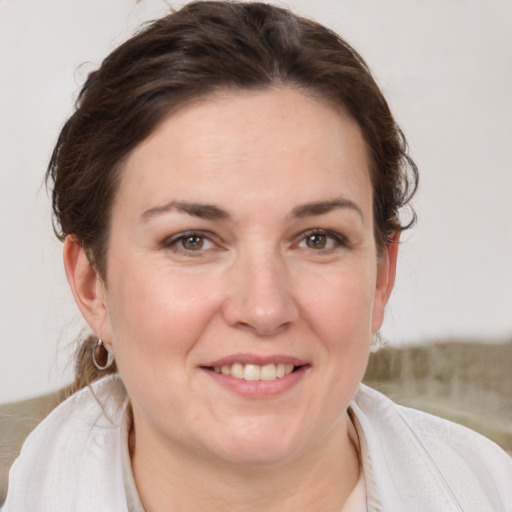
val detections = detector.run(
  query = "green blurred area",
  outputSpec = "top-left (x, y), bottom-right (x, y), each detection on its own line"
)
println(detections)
top-left (364, 340), bottom-right (512, 452)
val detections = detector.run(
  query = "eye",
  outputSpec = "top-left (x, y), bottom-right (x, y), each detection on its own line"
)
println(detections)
top-left (181, 234), bottom-right (208, 251)
top-left (296, 229), bottom-right (348, 252)
top-left (304, 233), bottom-right (329, 249)
top-left (162, 231), bottom-right (217, 253)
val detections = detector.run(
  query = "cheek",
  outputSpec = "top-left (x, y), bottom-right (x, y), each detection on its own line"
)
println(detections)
top-left (105, 263), bottom-right (224, 358)
top-left (299, 267), bottom-right (375, 382)
top-left (317, 291), bottom-right (373, 370)
top-left (300, 267), bottom-right (377, 343)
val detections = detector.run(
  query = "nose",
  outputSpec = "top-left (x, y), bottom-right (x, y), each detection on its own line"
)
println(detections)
top-left (221, 250), bottom-right (299, 336)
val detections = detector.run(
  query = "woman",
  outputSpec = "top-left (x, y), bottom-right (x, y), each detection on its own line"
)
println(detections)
top-left (4, 2), bottom-right (511, 511)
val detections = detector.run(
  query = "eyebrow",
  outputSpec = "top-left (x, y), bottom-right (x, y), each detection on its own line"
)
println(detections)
top-left (291, 198), bottom-right (363, 220)
top-left (141, 201), bottom-right (230, 221)
top-left (141, 197), bottom-right (363, 222)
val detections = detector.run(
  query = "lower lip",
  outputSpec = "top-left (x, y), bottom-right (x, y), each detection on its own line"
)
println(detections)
top-left (202, 366), bottom-right (309, 398)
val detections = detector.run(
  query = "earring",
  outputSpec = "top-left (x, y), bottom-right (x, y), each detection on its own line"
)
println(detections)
top-left (92, 338), bottom-right (114, 371)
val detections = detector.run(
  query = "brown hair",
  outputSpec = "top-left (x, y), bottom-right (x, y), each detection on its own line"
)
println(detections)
top-left (47, 1), bottom-right (418, 392)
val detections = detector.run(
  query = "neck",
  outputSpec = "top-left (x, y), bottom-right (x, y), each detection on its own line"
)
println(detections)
top-left (130, 414), bottom-right (360, 512)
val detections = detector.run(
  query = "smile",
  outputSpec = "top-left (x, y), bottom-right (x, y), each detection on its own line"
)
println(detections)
top-left (211, 363), bottom-right (295, 381)
top-left (202, 355), bottom-right (310, 397)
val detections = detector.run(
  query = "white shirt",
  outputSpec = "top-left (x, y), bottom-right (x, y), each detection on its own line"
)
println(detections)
top-left (3, 376), bottom-right (512, 511)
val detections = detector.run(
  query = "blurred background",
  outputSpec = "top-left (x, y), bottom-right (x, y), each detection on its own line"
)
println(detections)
top-left (1, 0), bottom-right (511, 434)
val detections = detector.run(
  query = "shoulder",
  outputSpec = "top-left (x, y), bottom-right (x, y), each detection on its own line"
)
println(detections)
top-left (3, 376), bottom-right (129, 511)
top-left (351, 384), bottom-right (512, 511)
top-left (15, 375), bottom-right (127, 453)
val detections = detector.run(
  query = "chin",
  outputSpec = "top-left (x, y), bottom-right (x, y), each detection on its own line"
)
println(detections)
top-left (216, 442), bottom-right (299, 468)
top-left (207, 420), bottom-right (308, 468)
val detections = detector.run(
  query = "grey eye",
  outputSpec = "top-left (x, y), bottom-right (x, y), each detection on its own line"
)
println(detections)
top-left (181, 235), bottom-right (205, 250)
top-left (297, 230), bottom-right (346, 251)
top-left (305, 233), bottom-right (327, 249)
top-left (163, 231), bottom-right (217, 253)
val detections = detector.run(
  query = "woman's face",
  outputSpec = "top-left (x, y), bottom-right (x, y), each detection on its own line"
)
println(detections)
top-left (87, 87), bottom-right (396, 467)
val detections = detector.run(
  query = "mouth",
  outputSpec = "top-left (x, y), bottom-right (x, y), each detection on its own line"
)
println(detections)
top-left (200, 355), bottom-right (310, 395)
top-left (206, 362), bottom-right (301, 381)
top-left (201, 357), bottom-right (309, 398)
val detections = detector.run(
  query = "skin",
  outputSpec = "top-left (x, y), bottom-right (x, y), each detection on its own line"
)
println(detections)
top-left (64, 87), bottom-right (398, 511)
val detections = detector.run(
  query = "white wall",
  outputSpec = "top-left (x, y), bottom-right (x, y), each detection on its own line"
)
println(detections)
top-left (1, 0), bottom-right (511, 403)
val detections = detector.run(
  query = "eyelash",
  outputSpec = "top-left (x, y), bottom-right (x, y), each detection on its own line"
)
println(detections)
top-left (294, 229), bottom-right (350, 253)
top-left (161, 228), bottom-right (350, 255)
top-left (162, 231), bottom-right (218, 255)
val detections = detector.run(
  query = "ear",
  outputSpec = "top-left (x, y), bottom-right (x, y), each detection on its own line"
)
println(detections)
top-left (63, 236), bottom-right (111, 343)
top-left (371, 232), bottom-right (399, 333)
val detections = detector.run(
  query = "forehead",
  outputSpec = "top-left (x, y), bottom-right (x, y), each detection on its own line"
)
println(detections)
top-left (116, 87), bottom-right (372, 219)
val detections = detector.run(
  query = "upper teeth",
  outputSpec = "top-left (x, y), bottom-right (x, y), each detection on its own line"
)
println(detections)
top-left (212, 363), bottom-right (295, 381)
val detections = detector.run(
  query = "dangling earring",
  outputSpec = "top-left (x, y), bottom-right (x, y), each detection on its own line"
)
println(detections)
top-left (92, 338), bottom-right (114, 371)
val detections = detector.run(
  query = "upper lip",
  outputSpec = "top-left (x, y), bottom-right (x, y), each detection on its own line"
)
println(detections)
top-left (203, 353), bottom-right (309, 367)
